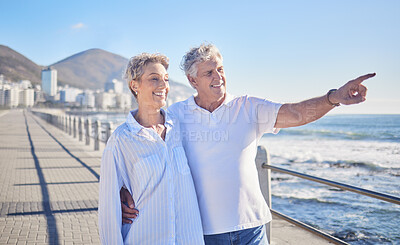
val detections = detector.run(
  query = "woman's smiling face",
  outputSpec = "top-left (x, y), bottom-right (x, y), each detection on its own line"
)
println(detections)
top-left (131, 62), bottom-right (169, 109)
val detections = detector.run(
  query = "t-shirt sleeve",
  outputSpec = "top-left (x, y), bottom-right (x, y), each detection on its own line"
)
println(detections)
top-left (248, 96), bottom-right (282, 136)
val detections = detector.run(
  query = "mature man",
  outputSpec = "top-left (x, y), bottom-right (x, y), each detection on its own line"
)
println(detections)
top-left (120, 43), bottom-right (375, 244)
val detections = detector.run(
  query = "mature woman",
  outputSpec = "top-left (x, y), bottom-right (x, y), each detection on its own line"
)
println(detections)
top-left (98, 53), bottom-right (204, 244)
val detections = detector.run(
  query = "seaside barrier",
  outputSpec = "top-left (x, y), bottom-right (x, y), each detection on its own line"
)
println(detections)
top-left (31, 110), bottom-right (114, 151)
top-left (259, 146), bottom-right (400, 244)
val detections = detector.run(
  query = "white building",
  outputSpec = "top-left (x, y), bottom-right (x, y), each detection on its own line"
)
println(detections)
top-left (19, 89), bottom-right (34, 107)
top-left (116, 93), bottom-right (132, 110)
top-left (5, 86), bottom-right (20, 107)
top-left (60, 86), bottom-right (82, 103)
top-left (105, 79), bottom-right (124, 94)
top-left (0, 86), bottom-right (7, 106)
top-left (76, 91), bottom-right (95, 108)
top-left (41, 67), bottom-right (57, 96)
top-left (19, 80), bottom-right (32, 90)
top-left (95, 92), bottom-right (116, 110)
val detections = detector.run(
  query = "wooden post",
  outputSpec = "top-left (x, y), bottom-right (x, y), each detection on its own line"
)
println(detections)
top-left (256, 145), bottom-right (272, 244)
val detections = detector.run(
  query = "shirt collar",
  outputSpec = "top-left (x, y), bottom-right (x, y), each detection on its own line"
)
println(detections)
top-left (126, 108), bottom-right (173, 135)
top-left (187, 92), bottom-right (236, 112)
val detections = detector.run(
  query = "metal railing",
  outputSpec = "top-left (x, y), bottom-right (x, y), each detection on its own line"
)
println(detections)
top-left (31, 110), bottom-right (114, 151)
top-left (257, 145), bottom-right (400, 245)
top-left (263, 164), bottom-right (400, 205)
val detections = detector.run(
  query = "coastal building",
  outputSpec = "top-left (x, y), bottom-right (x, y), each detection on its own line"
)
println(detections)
top-left (95, 91), bottom-right (116, 110)
top-left (19, 88), bottom-right (34, 107)
top-left (76, 91), bottom-right (95, 108)
top-left (105, 79), bottom-right (124, 94)
top-left (0, 82), bottom-right (34, 108)
top-left (0, 87), bottom-right (6, 106)
top-left (60, 86), bottom-right (82, 103)
top-left (19, 80), bottom-right (32, 90)
top-left (3, 86), bottom-right (20, 107)
top-left (115, 93), bottom-right (132, 109)
top-left (41, 67), bottom-right (58, 96)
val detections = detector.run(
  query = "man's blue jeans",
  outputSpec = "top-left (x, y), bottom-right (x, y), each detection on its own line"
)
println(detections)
top-left (203, 224), bottom-right (268, 245)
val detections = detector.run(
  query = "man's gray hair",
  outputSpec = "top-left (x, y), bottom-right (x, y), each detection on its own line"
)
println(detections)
top-left (124, 53), bottom-right (169, 97)
top-left (180, 43), bottom-right (223, 79)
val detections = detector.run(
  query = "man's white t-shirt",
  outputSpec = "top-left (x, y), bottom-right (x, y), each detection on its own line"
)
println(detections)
top-left (168, 93), bottom-right (282, 235)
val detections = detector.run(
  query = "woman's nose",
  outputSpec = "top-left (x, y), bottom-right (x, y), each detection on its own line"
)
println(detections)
top-left (159, 77), bottom-right (168, 87)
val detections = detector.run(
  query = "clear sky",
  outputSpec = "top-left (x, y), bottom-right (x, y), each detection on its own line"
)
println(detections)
top-left (1, 0), bottom-right (399, 114)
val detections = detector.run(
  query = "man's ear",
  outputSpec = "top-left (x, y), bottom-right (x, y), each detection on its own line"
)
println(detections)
top-left (187, 75), bottom-right (197, 88)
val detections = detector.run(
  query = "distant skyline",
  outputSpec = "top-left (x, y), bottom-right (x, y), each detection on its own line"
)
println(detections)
top-left (1, 0), bottom-right (399, 114)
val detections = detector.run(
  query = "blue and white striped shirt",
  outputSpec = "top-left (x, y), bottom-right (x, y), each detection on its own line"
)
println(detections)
top-left (98, 109), bottom-right (204, 245)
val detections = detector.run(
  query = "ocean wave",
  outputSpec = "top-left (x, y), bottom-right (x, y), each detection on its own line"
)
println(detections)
top-left (332, 229), bottom-right (395, 244)
top-left (278, 128), bottom-right (400, 142)
top-left (271, 188), bottom-right (342, 205)
top-left (272, 154), bottom-right (387, 170)
top-left (325, 160), bottom-right (383, 170)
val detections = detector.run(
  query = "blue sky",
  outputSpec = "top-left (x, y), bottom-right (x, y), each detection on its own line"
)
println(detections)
top-left (1, 0), bottom-right (399, 113)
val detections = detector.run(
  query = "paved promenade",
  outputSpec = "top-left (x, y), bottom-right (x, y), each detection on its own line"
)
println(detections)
top-left (0, 110), bottom-right (101, 244)
top-left (0, 110), bottom-right (333, 245)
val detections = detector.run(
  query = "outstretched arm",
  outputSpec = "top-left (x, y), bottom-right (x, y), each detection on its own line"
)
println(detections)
top-left (274, 73), bottom-right (375, 128)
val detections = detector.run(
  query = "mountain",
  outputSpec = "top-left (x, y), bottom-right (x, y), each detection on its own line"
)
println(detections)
top-left (52, 48), bottom-right (194, 100)
top-left (0, 45), bottom-right (194, 101)
top-left (52, 48), bottom-right (128, 90)
top-left (0, 45), bottom-right (42, 84)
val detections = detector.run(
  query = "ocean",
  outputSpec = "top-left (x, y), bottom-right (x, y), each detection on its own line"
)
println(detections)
top-left (259, 114), bottom-right (400, 244)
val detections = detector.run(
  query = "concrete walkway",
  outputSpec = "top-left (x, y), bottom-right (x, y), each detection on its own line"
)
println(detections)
top-left (0, 110), bottom-right (333, 244)
top-left (0, 110), bottom-right (101, 244)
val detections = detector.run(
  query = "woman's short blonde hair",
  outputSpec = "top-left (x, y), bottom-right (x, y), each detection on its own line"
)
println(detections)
top-left (124, 53), bottom-right (169, 97)
top-left (180, 43), bottom-right (223, 79)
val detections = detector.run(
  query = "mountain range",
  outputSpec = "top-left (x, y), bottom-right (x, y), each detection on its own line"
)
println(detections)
top-left (0, 45), bottom-right (193, 99)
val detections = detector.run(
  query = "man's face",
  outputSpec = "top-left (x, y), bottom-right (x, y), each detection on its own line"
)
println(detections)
top-left (190, 57), bottom-right (226, 103)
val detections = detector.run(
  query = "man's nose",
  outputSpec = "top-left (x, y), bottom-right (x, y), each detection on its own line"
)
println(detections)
top-left (213, 70), bottom-right (222, 80)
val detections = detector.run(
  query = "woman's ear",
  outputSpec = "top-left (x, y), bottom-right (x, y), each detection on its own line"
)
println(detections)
top-left (130, 80), bottom-right (139, 94)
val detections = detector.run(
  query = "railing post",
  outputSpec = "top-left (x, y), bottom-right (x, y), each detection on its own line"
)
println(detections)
top-left (73, 117), bottom-right (77, 138)
top-left (68, 116), bottom-right (72, 135)
top-left (49, 114), bottom-right (54, 125)
top-left (105, 122), bottom-right (113, 143)
top-left (256, 145), bottom-right (271, 244)
top-left (59, 115), bottom-right (62, 130)
top-left (85, 118), bottom-right (91, 145)
top-left (65, 115), bottom-right (68, 133)
top-left (94, 120), bottom-right (100, 151)
top-left (78, 117), bottom-right (83, 141)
